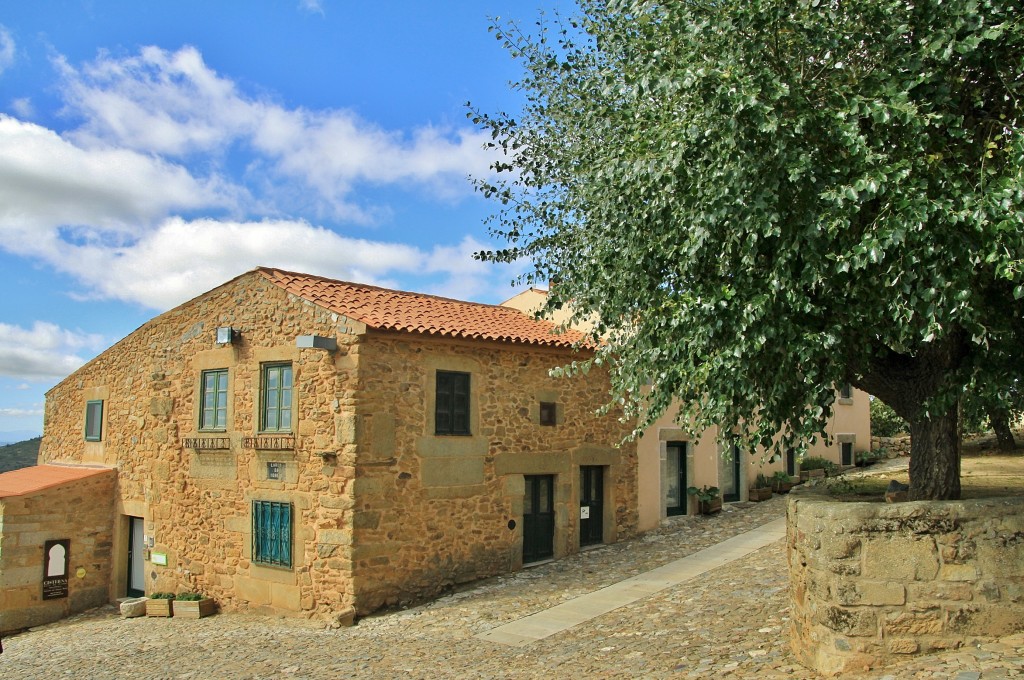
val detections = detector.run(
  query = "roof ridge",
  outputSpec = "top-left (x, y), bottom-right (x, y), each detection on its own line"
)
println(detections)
top-left (255, 266), bottom-right (522, 312)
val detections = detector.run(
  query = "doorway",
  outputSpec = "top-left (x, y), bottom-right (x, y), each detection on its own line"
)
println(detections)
top-left (786, 448), bottom-right (797, 477)
top-left (523, 475), bottom-right (555, 563)
top-left (841, 441), bottom-right (854, 466)
top-left (720, 446), bottom-right (741, 503)
top-left (127, 516), bottom-right (145, 597)
top-left (665, 442), bottom-right (688, 516)
top-left (579, 466), bottom-right (604, 547)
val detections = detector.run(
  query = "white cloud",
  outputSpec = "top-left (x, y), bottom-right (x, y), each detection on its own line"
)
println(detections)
top-left (57, 46), bottom-right (494, 219)
top-left (0, 407), bottom-right (44, 417)
top-left (0, 26), bottom-right (14, 76)
top-left (0, 321), bottom-right (105, 380)
top-left (10, 97), bottom-right (33, 118)
top-left (0, 115), bottom-right (238, 255)
top-left (37, 216), bottom-right (500, 310)
top-left (298, 0), bottom-right (325, 15)
top-left (16, 383), bottom-right (31, 390)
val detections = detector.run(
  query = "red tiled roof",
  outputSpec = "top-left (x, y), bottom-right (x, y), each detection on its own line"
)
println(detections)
top-left (257, 267), bottom-right (589, 348)
top-left (0, 464), bottom-right (114, 498)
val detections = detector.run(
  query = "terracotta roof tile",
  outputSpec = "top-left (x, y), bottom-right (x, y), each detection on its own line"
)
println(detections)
top-left (257, 267), bottom-right (589, 348)
top-left (0, 464), bottom-right (114, 498)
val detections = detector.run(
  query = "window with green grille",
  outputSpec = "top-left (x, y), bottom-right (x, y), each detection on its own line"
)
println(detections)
top-left (85, 400), bottom-right (103, 441)
top-left (435, 370), bottom-right (470, 435)
top-left (200, 369), bottom-right (228, 430)
top-left (252, 500), bottom-right (292, 567)
top-left (261, 363), bottom-right (293, 432)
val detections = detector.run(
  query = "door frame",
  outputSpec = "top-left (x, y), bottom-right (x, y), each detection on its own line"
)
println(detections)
top-left (579, 465), bottom-right (605, 547)
top-left (664, 441), bottom-right (688, 517)
top-left (127, 516), bottom-right (145, 597)
top-left (523, 474), bottom-right (555, 564)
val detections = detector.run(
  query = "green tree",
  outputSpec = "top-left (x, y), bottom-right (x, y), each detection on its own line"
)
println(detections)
top-left (474, 0), bottom-right (1024, 499)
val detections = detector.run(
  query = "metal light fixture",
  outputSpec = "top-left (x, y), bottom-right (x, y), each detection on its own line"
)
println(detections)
top-left (296, 335), bottom-right (337, 351)
top-left (216, 327), bottom-right (235, 345)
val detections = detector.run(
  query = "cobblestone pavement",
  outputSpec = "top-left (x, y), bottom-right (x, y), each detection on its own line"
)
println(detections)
top-left (3, 480), bottom-right (1022, 679)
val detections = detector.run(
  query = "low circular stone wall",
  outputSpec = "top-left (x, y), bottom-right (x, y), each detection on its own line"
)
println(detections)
top-left (787, 495), bottom-right (1024, 675)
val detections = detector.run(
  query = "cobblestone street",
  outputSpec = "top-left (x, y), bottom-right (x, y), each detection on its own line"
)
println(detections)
top-left (2, 491), bottom-right (1022, 679)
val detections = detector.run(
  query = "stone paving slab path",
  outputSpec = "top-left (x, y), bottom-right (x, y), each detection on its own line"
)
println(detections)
top-left (2, 470), bottom-right (1022, 679)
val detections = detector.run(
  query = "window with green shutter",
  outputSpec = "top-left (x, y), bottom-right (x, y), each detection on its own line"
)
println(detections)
top-left (435, 370), bottom-right (470, 435)
top-left (85, 400), bottom-right (103, 441)
top-left (261, 363), bottom-right (293, 433)
top-left (252, 500), bottom-right (292, 567)
top-left (199, 369), bottom-right (229, 431)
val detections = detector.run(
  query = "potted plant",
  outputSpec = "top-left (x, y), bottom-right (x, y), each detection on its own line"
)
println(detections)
top-left (770, 470), bottom-right (796, 494)
top-left (173, 592), bottom-right (216, 619)
top-left (146, 592), bottom-right (175, 617)
top-left (799, 457), bottom-right (829, 481)
top-left (687, 485), bottom-right (721, 514)
top-left (748, 473), bottom-right (773, 501)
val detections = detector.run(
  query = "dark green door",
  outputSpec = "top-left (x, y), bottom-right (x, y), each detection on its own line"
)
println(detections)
top-left (786, 448), bottom-right (797, 477)
top-left (523, 475), bottom-right (555, 563)
top-left (841, 442), bottom-right (854, 466)
top-left (665, 442), bottom-right (688, 516)
top-left (579, 466), bottom-right (604, 546)
top-left (721, 446), bottom-right (742, 503)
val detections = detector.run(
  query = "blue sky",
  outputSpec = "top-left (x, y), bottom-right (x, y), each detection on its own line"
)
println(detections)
top-left (0, 0), bottom-right (567, 440)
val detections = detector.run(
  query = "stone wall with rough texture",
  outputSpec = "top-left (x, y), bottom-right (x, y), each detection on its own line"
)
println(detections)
top-left (872, 435), bottom-right (911, 457)
top-left (350, 332), bottom-right (638, 613)
top-left (787, 495), bottom-right (1024, 675)
top-left (41, 273), bottom-right (359, 620)
top-left (0, 470), bottom-right (116, 633)
top-left (38, 271), bottom-right (637, 623)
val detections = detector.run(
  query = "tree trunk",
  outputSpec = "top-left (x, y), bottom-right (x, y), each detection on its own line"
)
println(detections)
top-left (907, 404), bottom-right (961, 500)
top-left (989, 407), bottom-right (1017, 451)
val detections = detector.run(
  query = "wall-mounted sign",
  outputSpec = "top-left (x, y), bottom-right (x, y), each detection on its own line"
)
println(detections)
top-left (151, 552), bottom-right (168, 566)
top-left (580, 506), bottom-right (591, 520)
top-left (42, 539), bottom-right (70, 600)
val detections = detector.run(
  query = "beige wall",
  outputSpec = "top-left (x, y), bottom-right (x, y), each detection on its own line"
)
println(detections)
top-left (636, 389), bottom-right (871, 532)
top-left (0, 470), bottom-right (116, 633)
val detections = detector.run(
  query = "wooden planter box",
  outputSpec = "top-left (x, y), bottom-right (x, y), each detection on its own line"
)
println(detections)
top-left (772, 481), bottom-right (795, 494)
top-left (146, 598), bottom-right (174, 618)
top-left (698, 497), bottom-right (723, 515)
top-left (173, 598), bottom-right (216, 619)
top-left (800, 468), bottom-right (826, 481)
top-left (748, 487), bottom-right (773, 502)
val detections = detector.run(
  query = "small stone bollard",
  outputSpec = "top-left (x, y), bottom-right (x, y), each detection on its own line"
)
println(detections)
top-left (120, 597), bottom-right (149, 618)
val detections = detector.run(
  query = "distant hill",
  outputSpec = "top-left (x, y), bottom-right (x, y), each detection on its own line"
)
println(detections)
top-left (0, 437), bottom-right (41, 473)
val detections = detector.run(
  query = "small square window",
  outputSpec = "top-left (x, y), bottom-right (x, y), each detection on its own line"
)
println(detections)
top-left (839, 383), bottom-right (853, 400)
top-left (85, 400), bottom-right (104, 441)
top-left (266, 462), bottom-right (284, 480)
top-left (539, 401), bottom-right (557, 426)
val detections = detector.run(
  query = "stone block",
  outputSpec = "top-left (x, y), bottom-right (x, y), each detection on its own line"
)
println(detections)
top-left (907, 582), bottom-right (974, 603)
top-left (884, 610), bottom-right (943, 636)
top-left (939, 563), bottom-right (978, 582)
top-left (816, 605), bottom-right (877, 636)
top-left (270, 583), bottom-right (301, 611)
top-left (420, 457), bottom-right (484, 488)
top-left (887, 638), bottom-right (919, 654)
top-left (318, 529), bottom-right (352, 545)
top-left (946, 605), bottom-right (1024, 637)
top-left (120, 597), bottom-right (148, 617)
top-left (863, 536), bottom-right (939, 581)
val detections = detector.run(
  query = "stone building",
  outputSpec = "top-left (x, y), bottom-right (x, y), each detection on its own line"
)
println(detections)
top-left (501, 287), bottom-right (871, 531)
top-left (0, 267), bottom-right (637, 632)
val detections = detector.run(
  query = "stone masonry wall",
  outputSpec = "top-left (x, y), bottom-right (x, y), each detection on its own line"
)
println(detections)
top-left (41, 273), bottom-right (359, 620)
top-left (350, 333), bottom-right (638, 613)
top-left (0, 470), bottom-right (116, 633)
top-left (788, 495), bottom-right (1024, 675)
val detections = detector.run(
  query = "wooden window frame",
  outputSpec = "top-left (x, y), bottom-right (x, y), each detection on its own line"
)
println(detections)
top-left (199, 369), bottom-right (229, 431)
top-left (435, 370), bottom-right (471, 436)
top-left (539, 401), bottom-right (557, 427)
top-left (84, 400), bottom-right (104, 442)
top-left (260, 363), bottom-right (293, 434)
